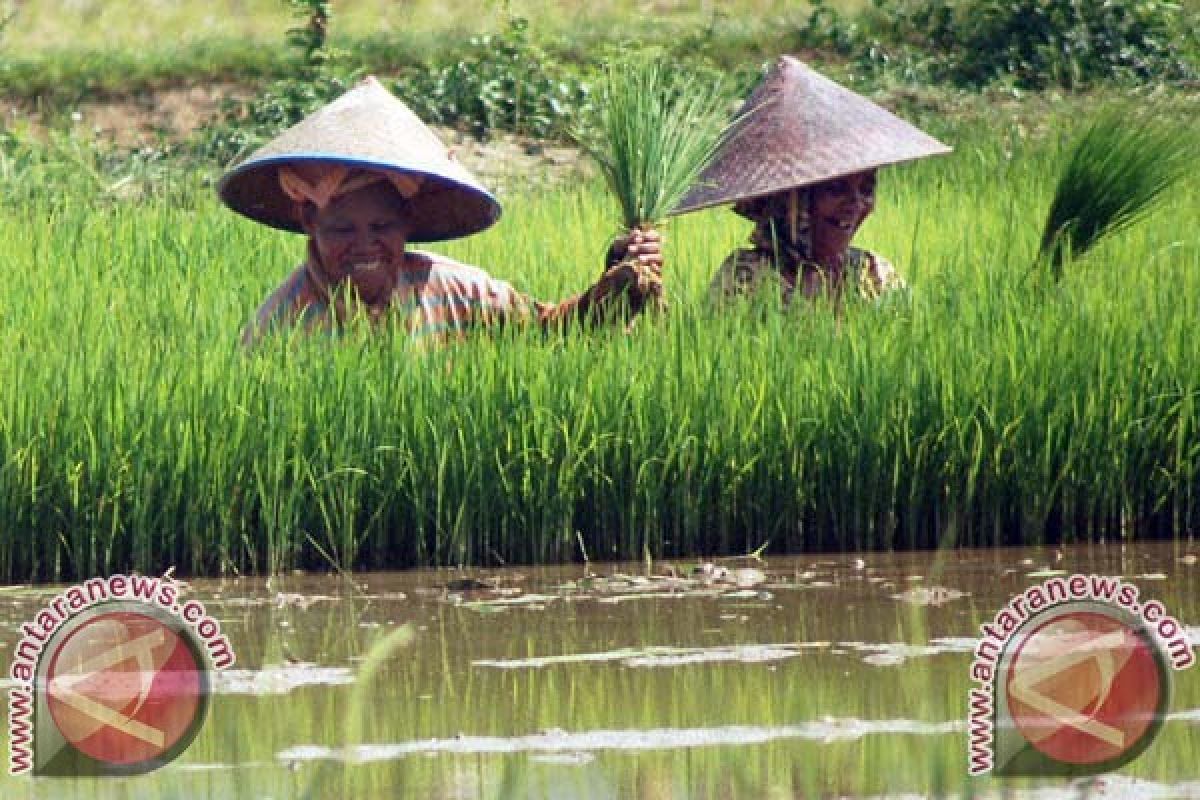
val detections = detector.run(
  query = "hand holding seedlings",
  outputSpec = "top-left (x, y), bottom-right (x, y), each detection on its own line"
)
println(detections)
top-left (605, 228), bottom-right (663, 276)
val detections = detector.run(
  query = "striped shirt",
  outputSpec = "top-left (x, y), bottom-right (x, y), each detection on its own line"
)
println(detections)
top-left (244, 249), bottom-right (557, 345)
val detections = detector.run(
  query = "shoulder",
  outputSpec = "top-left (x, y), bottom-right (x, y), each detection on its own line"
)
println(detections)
top-left (258, 263), bottom-right (317, 315)
top-left (243, 263), bottom-right (318, 345)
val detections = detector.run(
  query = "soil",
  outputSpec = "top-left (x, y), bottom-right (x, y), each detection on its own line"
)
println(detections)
top-left (0, 82), bottom-right (592, 191)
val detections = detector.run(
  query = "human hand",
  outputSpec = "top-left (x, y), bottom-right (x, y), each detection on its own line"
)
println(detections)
top-left (605, 228), bottom-right (663, 278)
top-left (596, 255), bottom-right (665, 320)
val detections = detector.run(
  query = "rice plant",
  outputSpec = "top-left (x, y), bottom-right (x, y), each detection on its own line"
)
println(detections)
top-left (0, 111), bottom-right (1196, 584)
top-left (1038, 108), bottom-right (1194, 279)
top-left (577, 56), bottom-right (732, 231)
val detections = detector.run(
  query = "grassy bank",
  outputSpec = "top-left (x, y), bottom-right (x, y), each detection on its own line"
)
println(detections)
top-left (4, 0), bottom-right (813, 49)
top-left (0, 112), bottom-right (1195, 583)
top-left (0, 1), bottom-right (808, 104)
top-left (2, 0), bottom-right (1195, 119)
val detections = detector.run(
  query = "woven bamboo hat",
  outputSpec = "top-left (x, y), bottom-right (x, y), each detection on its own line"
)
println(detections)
top-left (674, 57), bottom-right (950, 215)
top-left (218, 76), bottom-right (501, 242)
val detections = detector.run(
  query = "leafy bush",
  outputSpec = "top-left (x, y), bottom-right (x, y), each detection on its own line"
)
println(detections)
top-left (392, 16), bottom-right (595, 141)
top-left (199, 10), bottom-right (597, 162)
top-left (793, 0), bottom-right (867, 57)
top-left (863, 0), bottom-right (1196, 89)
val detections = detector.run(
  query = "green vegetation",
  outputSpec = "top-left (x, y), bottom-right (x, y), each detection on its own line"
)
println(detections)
top-left (1038, 110), bottom-right (1195, 277)
top-left (0, 1), bottom-right (790, 107)
top-left (0, 2), bottom-right (1196, 583)
top-left (579, 58), bottom-right (731, 228)
top-left (0, 111), bottom-right (1195, 583)
top-left (2, 0), bottom-right (1195, 146)
top-left (827, 0), bottom-right (1198, 88)
top-left (200, 0), bottom-right (354, 164)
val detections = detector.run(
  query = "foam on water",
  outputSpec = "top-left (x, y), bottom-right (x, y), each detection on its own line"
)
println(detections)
top-left (473, 642), bottom-right (826, 669)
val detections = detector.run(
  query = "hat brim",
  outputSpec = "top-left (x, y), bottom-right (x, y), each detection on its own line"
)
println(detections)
top-left (682, 154), bottom-right (945, 217)
top-left (218, 154), bottom-right (501, 243)
top-left (672, 57), bottom-right (951, 216)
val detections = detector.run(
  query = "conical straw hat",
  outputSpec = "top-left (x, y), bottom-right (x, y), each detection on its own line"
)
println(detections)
top-left (218, 76), bottom-right (501, 242)
top-left (674, 57), bottom-right (951, 215)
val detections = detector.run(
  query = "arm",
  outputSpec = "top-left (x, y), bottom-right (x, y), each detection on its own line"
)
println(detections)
top-left (411, 234), bottom-right (662, 335)
top-left (535, 229), bottom-right (664, 330)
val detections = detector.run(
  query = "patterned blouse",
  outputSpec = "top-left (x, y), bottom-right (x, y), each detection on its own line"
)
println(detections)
top-left (710, 245), bottom-right (905, 306)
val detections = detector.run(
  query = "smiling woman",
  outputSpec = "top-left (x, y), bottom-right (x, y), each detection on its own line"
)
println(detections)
top-left (675, 56), bottom-right (952, 306)
top-left (219, 76), bottom-right (663, 346)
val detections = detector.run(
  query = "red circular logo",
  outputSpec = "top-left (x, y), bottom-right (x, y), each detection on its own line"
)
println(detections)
top-left (46, 611), bottom-right (205, 766)
top-left (1005, 610), bottom-right (1163, 766)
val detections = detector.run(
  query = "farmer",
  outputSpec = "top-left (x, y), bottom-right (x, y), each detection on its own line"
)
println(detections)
top-left (674, 56), bottom-right (950, 305)
top-left (220, 77), bottom-right (662, 345)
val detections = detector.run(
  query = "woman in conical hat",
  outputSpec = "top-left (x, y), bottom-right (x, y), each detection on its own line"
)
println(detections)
top-left (674, 57), bottom-right (950, 305)
top-left (220, 77), bottom-right (661, 345)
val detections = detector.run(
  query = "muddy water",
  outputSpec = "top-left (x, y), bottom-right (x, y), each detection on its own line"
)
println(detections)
top-left (2, 543), bottom-right (1198, 799)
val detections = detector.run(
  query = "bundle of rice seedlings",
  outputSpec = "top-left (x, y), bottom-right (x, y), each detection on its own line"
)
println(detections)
top-left (577, 58), bottom-right (732, 310)
top-left (1038, 109), bottom-right (1193, 279)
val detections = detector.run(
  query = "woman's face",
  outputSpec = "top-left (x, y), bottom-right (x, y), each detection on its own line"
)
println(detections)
top-left (809, 170), bottom-right (877, 257)
top-left (303, 182), bottom-right (411, 302)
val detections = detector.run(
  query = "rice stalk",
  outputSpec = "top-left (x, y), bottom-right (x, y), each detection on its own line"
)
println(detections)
top-left (578, 57), bottom-right (732, 231)
top-left (1038, 109), bottom-right (1194, 279)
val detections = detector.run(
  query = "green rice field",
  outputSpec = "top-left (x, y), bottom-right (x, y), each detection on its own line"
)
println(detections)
top-left (0, 110), bottom-right (1196, 583)
top-left (1, 7), bottom-right (1199, 799)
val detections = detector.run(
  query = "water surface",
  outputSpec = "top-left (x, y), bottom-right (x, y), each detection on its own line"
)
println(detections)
top-left (2, 543), bottom-right (1197, 798)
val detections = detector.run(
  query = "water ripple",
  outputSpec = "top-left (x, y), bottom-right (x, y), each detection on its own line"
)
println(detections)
top-left (277, 718), bottom-right (963, 762)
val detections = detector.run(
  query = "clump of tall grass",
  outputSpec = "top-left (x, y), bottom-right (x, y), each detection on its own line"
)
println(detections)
top-left (1038, 109), bottom-right (1194, 279)
top-left (579, 57), bottom-right (731, 231)
top-left (574, 57), bottom-right (732, 317)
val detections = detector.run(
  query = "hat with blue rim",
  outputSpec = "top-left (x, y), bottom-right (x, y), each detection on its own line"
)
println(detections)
top-left (218, 76), bottom-right (501, 242)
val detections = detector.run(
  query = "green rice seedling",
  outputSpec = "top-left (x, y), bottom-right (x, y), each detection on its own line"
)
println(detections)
top-left (579, 57), bottom-right (731, 230)
top-left (576, 56), bottom-right (732, 314)
top-left (299, 622), bottom-right (415, 800)
top-left (1038, 108), bottom-right (1194, 279)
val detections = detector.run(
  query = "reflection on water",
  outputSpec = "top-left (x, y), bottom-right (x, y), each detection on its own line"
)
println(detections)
top-left (1, 543), bottom-right (1197, 798)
